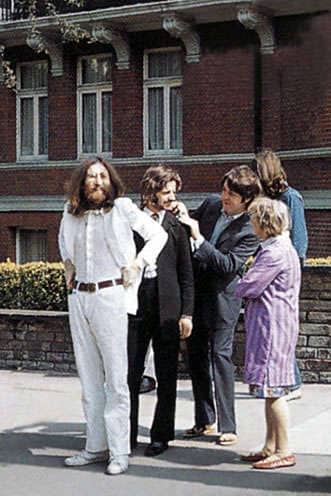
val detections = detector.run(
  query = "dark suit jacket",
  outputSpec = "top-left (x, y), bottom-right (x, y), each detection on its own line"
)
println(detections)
top-left (192, 194), bottom-right (259, 330)
top-left (136, 210), bottom-right (194, 327)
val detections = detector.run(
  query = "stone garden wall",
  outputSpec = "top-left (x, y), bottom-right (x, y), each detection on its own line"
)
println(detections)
top-left (0, 267), bottom-right (330, 383)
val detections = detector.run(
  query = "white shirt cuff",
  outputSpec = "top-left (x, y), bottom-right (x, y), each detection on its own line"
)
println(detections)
top-left (193, 235), bottom-right (205, 251)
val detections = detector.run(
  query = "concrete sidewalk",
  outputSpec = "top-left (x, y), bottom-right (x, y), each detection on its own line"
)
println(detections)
top-left (0, 370), bottom-right (330, 496)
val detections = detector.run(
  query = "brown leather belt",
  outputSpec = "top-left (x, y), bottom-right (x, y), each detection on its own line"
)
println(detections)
top-left (73, 279), bottom-right (123, 292)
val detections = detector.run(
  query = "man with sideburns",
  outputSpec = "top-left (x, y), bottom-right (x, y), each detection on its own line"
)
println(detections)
top-left (128, 164), bottom-right (194, 457)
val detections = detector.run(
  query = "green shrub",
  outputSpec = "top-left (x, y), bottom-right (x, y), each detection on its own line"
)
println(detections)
top-left (0, 256), bottom-right (330, 311)
top-left (0, 261), bottom-right (21, 308)
top-left (0, 261), bottom-right (67, 311)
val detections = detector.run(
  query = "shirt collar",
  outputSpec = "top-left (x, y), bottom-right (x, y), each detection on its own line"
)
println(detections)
top-left (144, 207), bottom-right (166, 223)
top-left (221, 210), bottom-right (245, 222)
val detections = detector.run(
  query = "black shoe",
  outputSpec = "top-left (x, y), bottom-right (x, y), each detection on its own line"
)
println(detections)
top-left (144, 441), bottom-right (168, 457)
top-left (139, 376), bottom-right (156, 394)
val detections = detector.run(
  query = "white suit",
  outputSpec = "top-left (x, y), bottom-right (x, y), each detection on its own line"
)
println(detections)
top-left (59, 197), bottom-right (167, 456)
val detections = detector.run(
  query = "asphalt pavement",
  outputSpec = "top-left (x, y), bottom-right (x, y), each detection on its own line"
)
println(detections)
top-left (0, 370), bottom-right (330, 496)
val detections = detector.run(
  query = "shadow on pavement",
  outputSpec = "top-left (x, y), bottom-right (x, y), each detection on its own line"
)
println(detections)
top-left (0, 427), bottom-right (330, 493)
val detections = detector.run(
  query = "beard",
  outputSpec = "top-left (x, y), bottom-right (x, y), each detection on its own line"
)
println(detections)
top-left (85, 185), bottom-right (112, 208)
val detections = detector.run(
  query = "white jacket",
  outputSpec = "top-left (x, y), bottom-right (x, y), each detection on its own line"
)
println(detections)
top-left (59, 197), bottom-right (167, 314)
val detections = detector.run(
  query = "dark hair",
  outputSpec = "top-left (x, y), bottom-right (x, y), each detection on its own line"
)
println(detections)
top-left (221, 165), bottom-right (262, 206)
top-left (140, 164), bottom-right (182, 208)
top-left (254, 149), bottom-right (288, 198)
top-left (65, 157), bottom-right (125, 216)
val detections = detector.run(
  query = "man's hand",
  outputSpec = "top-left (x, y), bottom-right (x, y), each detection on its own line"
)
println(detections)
top-left (172, 201), bottom-right (189, 219)
top-left (64, 259), bottom-right (76, 290)
top-left (121, 259), bottom-right (142, 288)
top-left (178, 317), bottom-right (193, 340)
top-left (178, 215), bottom-right (201, 240)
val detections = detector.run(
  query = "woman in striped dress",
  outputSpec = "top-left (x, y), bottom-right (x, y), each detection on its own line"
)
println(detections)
top-left (235, 197), bottom-right (301, 470)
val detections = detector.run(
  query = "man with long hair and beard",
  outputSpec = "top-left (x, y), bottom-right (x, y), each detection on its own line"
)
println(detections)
top-left (58, 158), bottom-right (167, 475)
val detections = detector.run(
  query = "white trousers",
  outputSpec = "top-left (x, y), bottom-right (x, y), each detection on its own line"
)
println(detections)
top-left (68, 285), bottom-right (130, 456)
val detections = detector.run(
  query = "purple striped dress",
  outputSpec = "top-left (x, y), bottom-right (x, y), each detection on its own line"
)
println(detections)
top-left (235, 234), bottom-right (301, 388)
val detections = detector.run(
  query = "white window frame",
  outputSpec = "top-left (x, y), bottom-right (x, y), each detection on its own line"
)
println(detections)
top-left (143, 47), bottom-right (183, 157)
top-left (77, 54), bottom-right (113, 158)
top-left (16, 61), bottom-right (48, 162)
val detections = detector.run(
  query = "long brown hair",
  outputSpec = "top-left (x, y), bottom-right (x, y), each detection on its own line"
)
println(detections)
top-left (253, 149), bottom-right (288, 198)
top-left (65, 157), bottom-right (125, 216)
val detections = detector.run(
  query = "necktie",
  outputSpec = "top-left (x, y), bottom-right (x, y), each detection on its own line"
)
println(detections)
top-left (151, 212), bottom-right (159, 221)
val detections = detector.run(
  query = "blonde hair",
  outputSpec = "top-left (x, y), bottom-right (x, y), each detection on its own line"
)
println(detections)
top-left (248, 197), bottom-right (290, 238)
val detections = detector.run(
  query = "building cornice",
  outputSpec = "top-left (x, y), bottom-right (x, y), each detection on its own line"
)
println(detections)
top-left (0, 0), bottom-right (330, 46)
top-left (1, 147), bottom-right (331, 170)
top-left (0, 190), bottom-right (330, 212)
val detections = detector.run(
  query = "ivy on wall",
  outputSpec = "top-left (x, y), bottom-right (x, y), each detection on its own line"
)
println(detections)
top-left (2, 0), bottom-right (91, 90)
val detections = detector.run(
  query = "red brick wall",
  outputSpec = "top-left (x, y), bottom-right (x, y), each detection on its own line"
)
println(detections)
top-left (0, 212), bottom-right (62, 262)
top-left (274, 13), bottom-right (331, 149)
top-left (305, 210), bottom-right (331, 258)
top-left (281, 158), bottom-right (331, 191)
top-left (184, 23), bottom-right (256, 154)
top-left (0, 167), bottom-right (72, 196)
top-left (0, 85), bottom-right (16, 162)
top-left (48, 54), bottom-right (77, 160)
top-left (112, 48), bottom-right (144, 157)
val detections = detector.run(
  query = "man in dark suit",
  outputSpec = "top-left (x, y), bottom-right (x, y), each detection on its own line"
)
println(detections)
top-left (128, 165), bottom-right (194, 457)
top-left (178, 165), bottom-right (261, 445)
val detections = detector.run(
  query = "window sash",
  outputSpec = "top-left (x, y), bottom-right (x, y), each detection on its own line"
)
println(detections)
top-left (20, 62), bottom-right (48, 90)
top-left (102, 92), bottom-right (112, 152)
top-left (82, 93), bottom-right (97, 153)
top-left (144, 49), bottom-right (183, 154)
top-left (148, 51), bottom-right (182, 78)
top-left (17, 61), bottom-right (48, 160)
top-left (19, 95), bottom-right (48, 158)
top-left (79, 88), bottom-right (112, 155)
top-left (80, 56), bottom-right (112, 85)
top-left (17, 229), bottom-right (48, 264)
top-left (145, 83), bottom-right (182, 152)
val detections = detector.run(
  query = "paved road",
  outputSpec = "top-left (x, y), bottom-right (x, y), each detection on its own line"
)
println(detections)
top-left (0, 370), bottom-right (330, 496)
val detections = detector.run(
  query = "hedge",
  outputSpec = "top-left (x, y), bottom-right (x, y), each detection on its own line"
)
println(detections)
top-left (0, 258), bottom-right (330, 311)
top-left (0, 261), bottom-right (67, 311)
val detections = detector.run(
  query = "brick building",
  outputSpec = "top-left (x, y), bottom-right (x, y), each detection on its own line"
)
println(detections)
top-left (0, 0), bottom-right (330, 263)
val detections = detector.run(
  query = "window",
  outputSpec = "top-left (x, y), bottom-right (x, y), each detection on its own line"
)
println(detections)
top-left (17, 61), bottom-right (48, 160)
top-left (16, 229), bottom-right (48, 264)
top-left (77, 55), bottom-right (112, 156)
top-left (144, 49), bottom-right (183, 155)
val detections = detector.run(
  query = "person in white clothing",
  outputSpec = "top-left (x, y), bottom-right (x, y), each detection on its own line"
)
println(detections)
top-left (58, 157), bottom-right (167, 475)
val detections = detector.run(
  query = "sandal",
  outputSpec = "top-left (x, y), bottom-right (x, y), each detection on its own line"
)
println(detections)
top-left (217, 433), bottom-right (238, 446)
top-left (241, 451), bottom-right (269, 462)
top-left (184, 423), bottom-right (217, 438)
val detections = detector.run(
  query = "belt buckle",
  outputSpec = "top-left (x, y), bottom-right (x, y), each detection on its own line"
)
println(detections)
top-left (86, 282), bottom-right (96, 292)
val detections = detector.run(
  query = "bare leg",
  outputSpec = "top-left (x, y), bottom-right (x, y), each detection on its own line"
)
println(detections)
top-left (263, 399), bottom-right (276, 456)
top-left (269, 396), bottom-right (291, 456)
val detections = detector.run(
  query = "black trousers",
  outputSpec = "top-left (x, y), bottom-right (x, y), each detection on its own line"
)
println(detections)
top-left (187, 323), bottom-right (237, 434)
top-left (128, 278), bottom-right (180, 448)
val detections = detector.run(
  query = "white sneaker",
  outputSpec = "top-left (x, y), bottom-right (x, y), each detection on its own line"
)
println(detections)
top-left (64, 449), bottom-right (109, 466)
top-left (106, 455), bottom-right (129, 475)
top-left (286, 388), bottom-right (302, 401)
